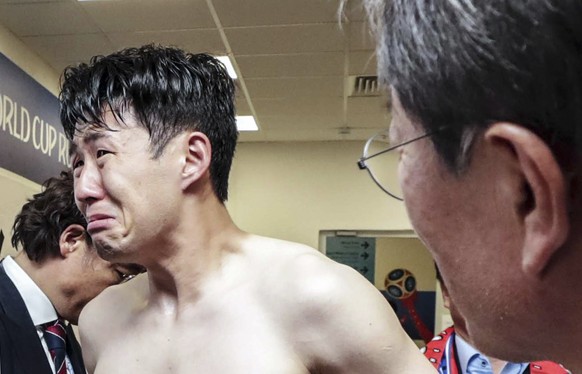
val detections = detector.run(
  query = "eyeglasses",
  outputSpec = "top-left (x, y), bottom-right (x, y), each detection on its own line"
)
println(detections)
top-left (357, 128), bottom-right (441, 201)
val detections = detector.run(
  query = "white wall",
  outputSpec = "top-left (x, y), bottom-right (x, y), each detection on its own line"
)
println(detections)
top-left (228, 141), bottom-right (412, 250)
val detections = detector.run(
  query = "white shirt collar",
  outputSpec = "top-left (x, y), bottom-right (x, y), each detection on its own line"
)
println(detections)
top-left (3, 256), bottom-right (58, 326)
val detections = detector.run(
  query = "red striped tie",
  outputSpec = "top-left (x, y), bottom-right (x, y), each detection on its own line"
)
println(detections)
top-left (43, 319), bottom-right (67, 374)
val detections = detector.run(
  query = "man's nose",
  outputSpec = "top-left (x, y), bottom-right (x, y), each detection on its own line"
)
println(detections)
top-left (74, 164), bottom-right (104, 203)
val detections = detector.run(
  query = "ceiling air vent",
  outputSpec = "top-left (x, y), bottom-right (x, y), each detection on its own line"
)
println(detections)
top-left (349, 75), bottom-right (381, 97)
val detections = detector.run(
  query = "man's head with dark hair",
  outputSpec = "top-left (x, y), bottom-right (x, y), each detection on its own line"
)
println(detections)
top-left (12, 171), bottom-right (89, 263)
top-left (364, 0), bottom-right (582, 369)
top-left (9, 171), bottom-right (144, 324)
top-left (60, 44), bottom-right (238, 202)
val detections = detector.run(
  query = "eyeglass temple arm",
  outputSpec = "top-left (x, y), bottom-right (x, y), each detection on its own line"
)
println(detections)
top-left (357, 128), bottom-right (444, 168)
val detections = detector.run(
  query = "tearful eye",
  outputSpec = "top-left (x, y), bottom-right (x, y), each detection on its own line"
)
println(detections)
top-left (73, 159), bottom-right (84, 169)
top-left (96, 150), bottom-right (110, 158)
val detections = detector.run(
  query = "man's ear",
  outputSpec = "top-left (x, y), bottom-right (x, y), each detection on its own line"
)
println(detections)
top-left (59, 224), bottom-right (86, 258)
top-left (485, 123), bottom-right (569, 277)
top-left (180, 131), bottom-right (212, 191)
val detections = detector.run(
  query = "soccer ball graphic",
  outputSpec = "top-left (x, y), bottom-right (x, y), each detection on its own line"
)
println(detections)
top-left (385, 268), bottom-right (417, 300)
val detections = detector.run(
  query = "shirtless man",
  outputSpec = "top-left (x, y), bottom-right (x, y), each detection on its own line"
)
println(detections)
top-left (60, 45), bottom-right (434, 374)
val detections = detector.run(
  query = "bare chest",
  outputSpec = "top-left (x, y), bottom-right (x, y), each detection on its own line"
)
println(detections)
top-left (94, 302), bottom-right (310, 374)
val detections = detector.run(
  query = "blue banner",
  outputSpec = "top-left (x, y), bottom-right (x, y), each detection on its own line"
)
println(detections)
top-left (0, 52), bottom-right (70, 184)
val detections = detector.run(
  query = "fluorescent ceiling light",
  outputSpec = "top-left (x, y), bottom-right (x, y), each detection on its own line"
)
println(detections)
top-left (216, 56), bottom-right (237, 79)
top-left (236, 116), bottom-right (258, 131)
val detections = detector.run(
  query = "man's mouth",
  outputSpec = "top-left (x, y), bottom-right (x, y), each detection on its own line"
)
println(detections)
top-left (86, 214), bottom-right (115, 233)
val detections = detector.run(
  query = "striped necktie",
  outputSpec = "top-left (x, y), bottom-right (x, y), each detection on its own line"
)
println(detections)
top-left (43, 319), bottom-right (67, 374)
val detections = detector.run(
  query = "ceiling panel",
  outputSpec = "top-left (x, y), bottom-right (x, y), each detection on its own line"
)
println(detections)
top-left (347, 96), bottom-right (387, 115)
top-left (244, 77), bottom-right (343, 99)
top-left (345, 97), bottom-right (390, 129)
top-left (349, 22), bottom-right (375, 51)
top-left (79, 0), bottom-right (215, 32)
top-left (257, 114), bottom-right (345, 131)
top-left (238, 131), bottom-right (268, 142)
top-left (346, 113), bottom-right (390, 130)
top-left (107, 29), bottom-right (225, 54)
top-left (346, 114), bottom-right (390, 130)
top-left (21, 33), bottom-right (114, 72)
top-left (253, 97), bottom-right (343, 118)
top-left (211, 0), bottom-right (341, 27)
top-left (226, 24), bottom-right (345, 55)
top-left (341, 0), bottom-right (368, 22)
top-left (253, 100), bottom-right (387, 132)
top-left (236, 53), bottom-right (345, 78)
top-left (0, 0), bottom-right (385, 143)
top-left (235, 95), bottom-right (251, 116)
top-left (0, 0), bottom-right (66, 3)
top-left (0, 2), bottom-right (99, 36)
top-left (348, 51), bottom-right (377, 76)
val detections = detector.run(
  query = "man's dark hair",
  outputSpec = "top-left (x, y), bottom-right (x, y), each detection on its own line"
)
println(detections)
top-left (365, 0), bottom-right (582, 172)
top-left (11, 170), bottom-right (90, 263)
top-left (59, 44), bottom-right (238, 202)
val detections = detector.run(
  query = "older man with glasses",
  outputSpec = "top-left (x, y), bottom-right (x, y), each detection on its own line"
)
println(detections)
top-left (361, 0), bottom-right (582, 372)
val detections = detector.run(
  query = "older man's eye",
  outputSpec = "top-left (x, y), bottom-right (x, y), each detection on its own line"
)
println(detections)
top-left (72, 159), bottom-right (84, 169)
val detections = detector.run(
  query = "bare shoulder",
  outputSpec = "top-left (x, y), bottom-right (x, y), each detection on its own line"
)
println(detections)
top-left (80, 272), bottom-right (149, 328)
top-left (78, 273), bottom-right (149, 371)
top-left (243, 236), bottom-right (349, 296)
top-left (244, 236), bottom-right (434, 373)
top-left (244, 235), bottom-right (380, 304)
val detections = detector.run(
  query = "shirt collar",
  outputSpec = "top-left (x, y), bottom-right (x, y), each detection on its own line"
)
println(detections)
top-left (454, 333), bottom-right (483, 374)
top-left (454, 333), bottom-right (528, 374)
top-left (3, 256), bottom-right (58, 326)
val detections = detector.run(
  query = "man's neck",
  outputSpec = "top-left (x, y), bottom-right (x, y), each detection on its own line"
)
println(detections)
top-left (142, 201), bottom-right (247, 312)
top-left (13, 252), bottom-right (59, 303)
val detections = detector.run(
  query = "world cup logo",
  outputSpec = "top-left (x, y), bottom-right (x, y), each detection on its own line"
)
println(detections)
top-left (385, 268), bottom-right (433, 343)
